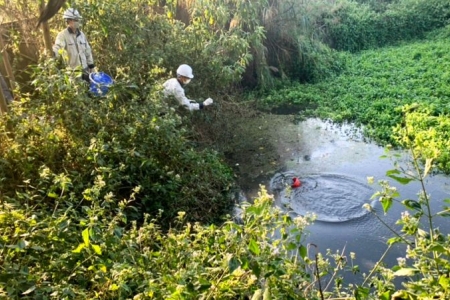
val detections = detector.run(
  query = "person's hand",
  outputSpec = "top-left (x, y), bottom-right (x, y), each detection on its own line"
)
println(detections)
top-left (203, 98), bottom-right (213, 106)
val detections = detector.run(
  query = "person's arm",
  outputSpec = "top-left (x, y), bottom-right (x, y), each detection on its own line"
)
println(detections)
top-left (52, 31), bottom-right (66, 58)
top-left (173, 83), bottom-right (202, 111)
top-left (163, 79), bottom-right (214, 111)
top-left (84, 35), bottom-right (95, 71)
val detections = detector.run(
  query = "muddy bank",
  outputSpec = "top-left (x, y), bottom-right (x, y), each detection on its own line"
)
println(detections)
top-left (222, 113), bottom-right (300, 199)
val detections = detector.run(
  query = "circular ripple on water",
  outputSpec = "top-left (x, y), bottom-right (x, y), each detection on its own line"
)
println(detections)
top-left (270, 172), bottom-right (375, 222)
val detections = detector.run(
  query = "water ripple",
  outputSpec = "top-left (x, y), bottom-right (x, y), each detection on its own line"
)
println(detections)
top-left (270, 172), bottom-right (375, 222)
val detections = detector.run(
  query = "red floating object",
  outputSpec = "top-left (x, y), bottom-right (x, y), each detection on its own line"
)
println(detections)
top-left (291, 177), bottom-right (301, 188)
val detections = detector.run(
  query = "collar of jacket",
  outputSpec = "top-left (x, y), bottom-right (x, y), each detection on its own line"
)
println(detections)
top-left (67, 27), bottom-right (81, 37)
top-left (177, 78), bottom-right (186, 86)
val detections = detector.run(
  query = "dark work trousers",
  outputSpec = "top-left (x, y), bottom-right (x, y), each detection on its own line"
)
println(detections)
top-left (80, 70), bottom-right (94, 97)
top-left (81, 70), bottom-right (90, 83)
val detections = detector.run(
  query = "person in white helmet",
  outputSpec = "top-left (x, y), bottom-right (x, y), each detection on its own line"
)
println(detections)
top-left (163, 64), bottom-right (213, 111)
top-left (52, 8), bottom-right (95, 82)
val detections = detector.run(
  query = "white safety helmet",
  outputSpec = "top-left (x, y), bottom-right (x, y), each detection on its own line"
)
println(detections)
top-left (63, 8), bottom-right (82, 21)
top-left (176, 64), bottom-right (194, 79)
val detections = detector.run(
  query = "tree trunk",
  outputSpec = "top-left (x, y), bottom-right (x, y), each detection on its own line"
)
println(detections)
top-left (0, 28), bottom-right (15, 88)
top-left (41, 1), bottom-right (54, 55)
top-left (0, 83), bottom-right (7, 114)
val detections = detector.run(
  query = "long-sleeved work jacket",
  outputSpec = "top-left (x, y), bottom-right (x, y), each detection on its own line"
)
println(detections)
top-left (53, 27), bottom-right (94, 70)
top-left (163, 78), bottom-right (202, 111)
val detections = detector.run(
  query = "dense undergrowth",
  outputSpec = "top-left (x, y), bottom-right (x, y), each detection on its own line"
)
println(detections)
top-left (1, 0), bottom-right (450, 298)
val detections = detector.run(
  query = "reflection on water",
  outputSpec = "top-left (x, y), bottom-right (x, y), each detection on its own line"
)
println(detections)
top-left (266, 118), bottom-right (450, 283)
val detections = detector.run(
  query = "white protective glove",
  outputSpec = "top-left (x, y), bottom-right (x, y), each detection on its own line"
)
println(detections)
top-left (203, 98), bottom-right (214, 106)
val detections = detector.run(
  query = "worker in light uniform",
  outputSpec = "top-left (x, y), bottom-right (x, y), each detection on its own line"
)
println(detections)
top-left (53, 8), bottom-right (95, 82)
top-left (163, 64), bottom-right (213, 111)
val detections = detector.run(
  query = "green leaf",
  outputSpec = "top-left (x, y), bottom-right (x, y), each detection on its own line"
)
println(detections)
top-left (355, 286), bottom-right (370, 300)
top-left (394, 268), bottom-right (419, 277)
top-left (249, 239), bottom-right (260, 255)
top-left (91, 244), bottom-right (102, 255)
top-left (250, 261), bottom-right (261, 277)
top-left (246, 206), bottom-right (264, 216)
top-left (82, 228), bottom-right (90, 246)
top-left (228, 256), bottom-right (240, 273)
top-left (17, 240), bottom-right (27, 250)
top-left (286, 242), bottom-right (296, 251)
top-left (47, 192), bottom-right (58, 198)
top-left (196, 278), bottom-right (211, 292)
top-left (299, 245), bottom-right (307, 259)
top-left (402, 199), bottom-right (422, 211)
top-left (430, 245), bottom-right (446, 253)
top-left (58, 220), bottom-right (70, 230)
top-left (439, 275), bottom-right (450, 290)
top-left (387, 237), bottom-right (402, 245)
top-left (392, 265), bottom-right (400, 272)
top-left (99, 264), bottom-right (107, 272)
top-left (379, 290), bottom-right (391, 300)
top-left (386, 169), bottom-right (401, 175)
top-left (380, 197), bottom-right (393, 214)
top-left (387, 174), bottom-right (414, 185)
top-left (241, 257), bottom-right (249, 270)
top-left (73, 243), bottom-right (85, 253)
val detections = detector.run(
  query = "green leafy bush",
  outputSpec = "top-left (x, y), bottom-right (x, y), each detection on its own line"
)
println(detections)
top-left (4, 105), bottom-right (450, 299)
top-left (0, 60), bottom-right (234, 226)
top-left (76, 0), bottom-right (263, 94)
top-left (261, 31), bottom-right (450, 158)
top-left (393, 104), bottom-right (450, 173)
top-left (322, 0), bottom-right (450, 52)
top-left (0, 186), bottom-right (321, 299)
top-left (357, 114), bottom-right (450, 299)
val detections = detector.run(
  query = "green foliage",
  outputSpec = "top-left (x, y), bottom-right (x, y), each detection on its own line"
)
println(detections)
top-left (76, 0), bottom-right (264, 94)
top-left (323, 0), bottom-right (379, 51)
top-left (322, 0), bottom-right (450, 52)
top-left (3, 0), bottom-right (450, 298)
top-left (261, 32), bottom-right (450, 160)
top-left (359, 119), bottom-right (450, 299)
top-left (354, 0), bottom-right (396, 13)
top-left (0, 60), bottom-right (235, 226)
top-left (0, 187), bottom-right (325, 299)
top-left (393, 104), bottom-right (450, 174)
top-left (257, 0), bottom-right (347, 86)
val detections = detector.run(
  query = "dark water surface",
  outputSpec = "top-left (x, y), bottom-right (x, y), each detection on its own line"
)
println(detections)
top-left (266, 118), bottom-right (450, 283)
top-left (271, 173), bottom-right (375, 222)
